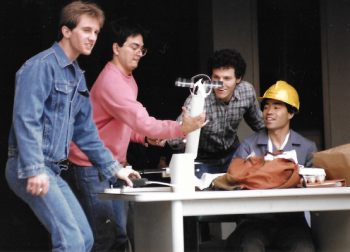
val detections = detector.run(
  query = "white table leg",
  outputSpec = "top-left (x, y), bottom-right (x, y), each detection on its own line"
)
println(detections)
top-left (134, 200), bottom-right (184, 252)
top-left (171, 200), bottom-right (184, 251)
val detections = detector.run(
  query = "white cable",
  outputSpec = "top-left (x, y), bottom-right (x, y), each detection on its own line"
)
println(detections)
top-left (146, 181), bottom-right (177, 187)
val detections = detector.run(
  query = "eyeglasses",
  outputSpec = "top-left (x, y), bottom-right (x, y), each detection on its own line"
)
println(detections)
top-left (124, 43), bottom-right (147, 56)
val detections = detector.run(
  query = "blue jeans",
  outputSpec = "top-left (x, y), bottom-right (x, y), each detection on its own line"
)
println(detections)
top-left (6, 156), bottom-right (93, 252)
top-left (65, 164), bottom-right (127, 252)
top-left (194, 147), bottom-right (237, 178)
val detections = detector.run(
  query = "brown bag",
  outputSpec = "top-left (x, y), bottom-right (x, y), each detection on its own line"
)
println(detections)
top-left (212, 152), bottom-right (300, 190)
top-left (312, 143), bottom-right (350, 182)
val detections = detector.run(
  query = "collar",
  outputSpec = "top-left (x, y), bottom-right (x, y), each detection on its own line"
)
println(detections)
top-left (208, 91), bottom-right (218, 105)
top-left (268, 131), bottom-right (290, 152)
top-left (233, 86), bottom-right (242, 101)
top-left (257, 128), bottom-right (302, 146)
top-left (288, 129), bottom-right (302, 145)
top-left (107, 61), bottom-right (133, 79)
top-left (51, 42), bottom-right (84, 73)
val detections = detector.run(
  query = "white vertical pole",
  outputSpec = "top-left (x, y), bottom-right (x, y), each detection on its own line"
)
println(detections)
top-left (172, 200), bottom-right (184, 252)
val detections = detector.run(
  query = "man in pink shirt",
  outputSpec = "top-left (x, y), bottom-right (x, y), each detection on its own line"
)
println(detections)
top-left (67, 18), bottom-right (207, 252)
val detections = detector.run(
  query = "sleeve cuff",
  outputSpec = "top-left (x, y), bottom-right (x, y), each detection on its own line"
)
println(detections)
top-left (98, 161), bottom-right (123, 182)
top-left (18, 164), bottom-right (46, 179)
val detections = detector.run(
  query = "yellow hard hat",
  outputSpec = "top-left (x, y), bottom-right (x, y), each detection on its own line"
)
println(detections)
top-left (258, 81), bottom-right (300, 113)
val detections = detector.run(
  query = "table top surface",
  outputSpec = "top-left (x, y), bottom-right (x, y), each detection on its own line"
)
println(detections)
top-left (99, 186), bottom-right (350, 202)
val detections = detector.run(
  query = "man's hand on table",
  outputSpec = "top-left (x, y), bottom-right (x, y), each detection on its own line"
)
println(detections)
top-left (114, 167), bottom-right (141, 187)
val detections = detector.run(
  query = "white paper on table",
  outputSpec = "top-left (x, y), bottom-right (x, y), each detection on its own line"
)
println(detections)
top-left (194, 172), bottom-right (226, 190)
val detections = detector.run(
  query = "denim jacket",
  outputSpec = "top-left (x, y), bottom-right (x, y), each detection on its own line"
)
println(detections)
top-left (8, 42), bottom-right (122, 180)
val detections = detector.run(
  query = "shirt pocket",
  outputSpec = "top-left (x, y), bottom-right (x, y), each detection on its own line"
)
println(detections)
top-left (201, 120), bottom-right (221, 135)
top-left (71, 88), bottom-right (90, 117)
top-left (52, 82), bottom-right (75, 112)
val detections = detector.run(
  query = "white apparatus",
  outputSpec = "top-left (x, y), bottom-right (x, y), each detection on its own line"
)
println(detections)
top-left (184, 79), bottom-right (210, 158)
top-left (175, 74), bottom-right (223, 159)
top-left (169, 75), bottom-right (223, 192)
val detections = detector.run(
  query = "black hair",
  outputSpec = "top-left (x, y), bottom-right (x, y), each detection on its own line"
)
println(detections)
top-left (261, 98), bottom-right (298, 114)
top-left (207, 49), bottom-right (247, 79)
top-left (104, 17), bottom-right (148, 61)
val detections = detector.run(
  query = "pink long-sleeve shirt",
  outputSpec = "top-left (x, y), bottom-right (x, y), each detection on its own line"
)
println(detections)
top-left (68, 62), bottom-right (184, 166)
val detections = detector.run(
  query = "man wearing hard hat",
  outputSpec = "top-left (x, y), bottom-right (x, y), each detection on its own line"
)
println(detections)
top-left (226, 81), bottom-right (317, 252)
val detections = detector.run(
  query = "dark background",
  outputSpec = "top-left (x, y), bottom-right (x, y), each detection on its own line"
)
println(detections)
top-left (0, 0), bottom-right (322, 250)
top-left (258, 0), bottom-right (323, 134)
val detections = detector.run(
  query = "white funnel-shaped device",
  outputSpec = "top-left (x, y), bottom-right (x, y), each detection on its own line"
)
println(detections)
top-left (175, 75), bottom-right (223, 159)
top-left (170, 75), bottom-right (223, 193)
top-left (184, 79), bottom-right (207, 158)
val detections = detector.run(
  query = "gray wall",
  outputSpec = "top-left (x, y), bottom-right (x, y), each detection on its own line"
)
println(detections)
top-left (212, 0), bottom-right (260, 140)
top-left (321, 0), bottom-right (350, 149)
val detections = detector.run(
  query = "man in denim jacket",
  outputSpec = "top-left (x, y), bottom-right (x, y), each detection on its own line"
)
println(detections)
top-left (5, 2), bottom-right (140, 251)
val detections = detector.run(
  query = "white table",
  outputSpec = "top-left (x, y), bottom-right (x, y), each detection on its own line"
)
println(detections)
top-left (99, 187), bottom-right (350, 252)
